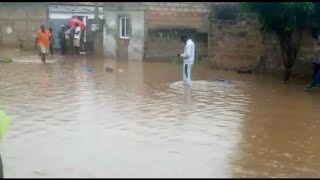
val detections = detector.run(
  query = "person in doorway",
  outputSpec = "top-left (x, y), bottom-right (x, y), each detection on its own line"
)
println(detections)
top-left (64, 25), bottom-right (71, 54)
top-left (305, 33), bottom-right (320, 91)
top-left (58, 25), bottom-right (66, 55)
top-left (34, 24), bottom-right (51, 63)
top-left (73, 23), bottom-right (81, 55)
top-left (177, 35), bottom-right (195, 86)
top-left (48, 27), bottom-right (54, 56)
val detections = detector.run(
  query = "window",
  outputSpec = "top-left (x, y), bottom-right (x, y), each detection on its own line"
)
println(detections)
top-left (119, 17), bottom-right (130, 39)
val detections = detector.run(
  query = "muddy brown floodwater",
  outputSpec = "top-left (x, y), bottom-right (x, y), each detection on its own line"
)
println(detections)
top-left (0, 49), bottom-right (320, 178)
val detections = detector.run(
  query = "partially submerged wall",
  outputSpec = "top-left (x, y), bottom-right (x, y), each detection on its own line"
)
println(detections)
top-left (103, 3), bottom-right (144, 61)
top-left (209, 3), bottom-right (315, 75)
top-left (209, 14), bottom-right (264, 71)
top-left (143, 2), bottom-right (210, 61)
top-left (0, 3), bottom-right (48, 50)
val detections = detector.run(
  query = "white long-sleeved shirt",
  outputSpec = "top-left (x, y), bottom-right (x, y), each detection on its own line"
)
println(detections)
top-left (180, 39), bottom-right (195, 64)
top-left (74, 26), bottom-right (81, 39)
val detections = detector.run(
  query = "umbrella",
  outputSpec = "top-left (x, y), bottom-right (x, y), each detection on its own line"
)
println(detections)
top-left (69, 18), bottom-right (86, 30)
top-left (0, 111), bottom-right (11, 142)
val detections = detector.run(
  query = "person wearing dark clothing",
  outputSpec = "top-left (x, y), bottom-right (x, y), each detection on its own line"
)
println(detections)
top-left (48, 27), bottom-right (54, 56)
top-left (305, 33), bottom-right (320, 91)
top-left (305, 63), bottom-right (320, 91)
top-left (0, 154), bottom-right (3, 178)
top-left (65, 25), bottom-right (72, 54)
top-left (58, 25), bottom-right (66, 55)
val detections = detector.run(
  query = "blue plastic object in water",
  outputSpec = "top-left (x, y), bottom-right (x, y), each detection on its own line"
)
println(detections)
top-left (215, 78), bottom-right (225, 82)
top-left (86, 67), bottom-right (94, 73)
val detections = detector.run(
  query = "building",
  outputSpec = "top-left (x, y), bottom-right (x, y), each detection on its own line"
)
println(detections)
top-left (0, 2), bottom-right (48, 49)
top-left (48, 4), bottom-right (104, 52)
top-left (0, 2), bottom-right (314, 74)
top-left (103, 2), bottom-right (211, 61)
top-left (0, 2), bottom-right (104, 53)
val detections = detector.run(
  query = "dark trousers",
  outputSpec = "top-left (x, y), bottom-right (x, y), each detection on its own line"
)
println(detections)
top-left (0, 154), bottom-right (3, 178)
top-left (307, 62), bottom-right (320, 89)
top-left (313, 62), bottom-right (320, 79)
top-left (49, 44), bottom-right (53, 56)
top-left (60, 42), bottom-right (66, 55)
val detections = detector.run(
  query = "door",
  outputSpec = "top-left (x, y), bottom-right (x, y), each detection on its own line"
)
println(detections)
top-left (48, 19), bottom-right (69, 49)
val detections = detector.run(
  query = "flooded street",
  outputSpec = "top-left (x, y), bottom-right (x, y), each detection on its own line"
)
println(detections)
top-left (1, 51), bottom-right (320, 178)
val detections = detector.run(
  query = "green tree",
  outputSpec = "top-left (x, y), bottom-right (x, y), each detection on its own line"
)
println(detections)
top-left (241, 2), bottom-right (314, 82)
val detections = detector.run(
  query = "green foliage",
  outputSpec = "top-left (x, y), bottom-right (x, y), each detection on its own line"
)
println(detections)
top-left (240, 2), bottom-right (315, 81)
top-left (310, 2), bottom-right (320, 38)
top-left (240, 2), bottom-right (314, 36)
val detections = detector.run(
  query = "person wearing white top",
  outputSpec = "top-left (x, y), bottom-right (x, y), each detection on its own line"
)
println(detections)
top-left (73, 23), bottom-right (81, 55)
top-left (177, 35), bottom-right (195, 86)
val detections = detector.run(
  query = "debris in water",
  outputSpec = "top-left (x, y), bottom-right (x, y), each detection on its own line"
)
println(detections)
top-left (105, 67), bottom-right (113, 72)
top-left (86, 67), bottom-right (94, 73)
top-left (33, 170), bottom-right (45, 176)
top-left (0, 56), bottom-right (13, 63)
top-left (237, 70), bottom-right (253, 74)
top-left (215, 78), bottom-right (225, 82)
top-left (117, 69), bottom-right (124, 72)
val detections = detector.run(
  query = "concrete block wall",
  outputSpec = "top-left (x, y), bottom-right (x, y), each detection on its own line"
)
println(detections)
top-left (143, 2), bottom-right (209, 29)
top-left (209, 14), bottom-right (264, 71)
top-left (0, 3), bottom-right (48, 49)
top-left (143, 2), bottom-right (211, 61)
top-left (209, 12), bottom-right (315, 74)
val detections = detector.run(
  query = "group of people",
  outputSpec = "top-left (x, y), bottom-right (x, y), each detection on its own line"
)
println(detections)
top-left (34, 22), bottom-right (320, 89)
top-left (34, 23), bottom-right (82, 63)
top-left (58, 23), bottom-right (82, 56)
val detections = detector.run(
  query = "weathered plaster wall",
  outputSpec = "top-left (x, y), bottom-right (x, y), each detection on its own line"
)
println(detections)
top-left (0, 3), bottom-right (48, 49)
top-left (103, 3), bottom-right (144, 61)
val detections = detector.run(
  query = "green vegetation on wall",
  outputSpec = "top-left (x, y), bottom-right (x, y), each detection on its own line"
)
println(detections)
top-left (240, 2), bottom-right (315, 82)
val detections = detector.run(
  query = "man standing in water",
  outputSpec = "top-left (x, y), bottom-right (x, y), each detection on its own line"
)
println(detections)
top-left (35, 25), bottom-right (51, 62)
top-left (65, 25), bottom-right (71, 54)
top-left (177, 35), bottom-right (195, 86)
top-left (73, 23), bottom-right (81, 55)
top-left (48, 27), bottom-right (54, 56)
top-left (0, 154), bottom-right (2, 178)
top-left (58, 25), bottom-right (66, 55)
top-left (305, 33), bottom-right (320, 91)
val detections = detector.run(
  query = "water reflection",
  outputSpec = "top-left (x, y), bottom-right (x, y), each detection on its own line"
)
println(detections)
top-left (0, 51), bottom-right (320, 177)
top-left (182, 86), bottom-right (192, 107)
top-left (232, 78), bottom-right (320, 178)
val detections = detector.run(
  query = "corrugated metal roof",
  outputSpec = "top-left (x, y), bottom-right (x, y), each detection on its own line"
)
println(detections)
top-left (48, 5), bottom-right (103, 14)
